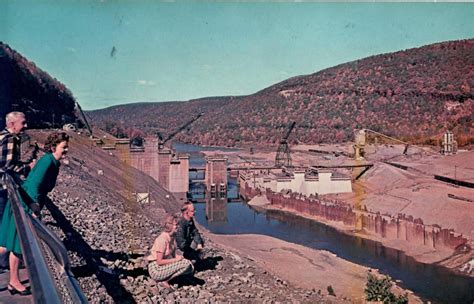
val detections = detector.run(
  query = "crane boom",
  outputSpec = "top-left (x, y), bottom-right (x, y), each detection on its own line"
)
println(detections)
top-left (282, 121), bottom-right (296, 142)
top-left (74, 102), bottom-right (92, 135)
top-left (158, 112), bottom-right (203, 149)
top-left (363, 129), bottom-right (408, 145)
top-left (354, 128), bottom-right (412, 160)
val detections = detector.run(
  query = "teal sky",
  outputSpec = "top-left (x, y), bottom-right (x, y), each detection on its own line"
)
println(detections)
top-left (1, 2), bottom-right (473, 110)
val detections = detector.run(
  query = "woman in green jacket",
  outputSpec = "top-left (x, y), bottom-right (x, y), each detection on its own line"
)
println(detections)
top-left (0, 132), bottom-right (69, 295)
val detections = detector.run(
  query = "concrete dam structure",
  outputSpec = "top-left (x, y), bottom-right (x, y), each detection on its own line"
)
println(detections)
top-left (240, 183), bottom-right (468, 252)
top-left (94, 136), bottom-right (228, 198)
top-left (94, 136), bottom-right (189, 193)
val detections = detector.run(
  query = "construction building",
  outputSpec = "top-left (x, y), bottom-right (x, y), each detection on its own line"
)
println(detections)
top-left (156, 148), bottom-right (189, 193)
top-left (240, 167), bottom-right (352, 196)
top-left (441, 130), bottom-right (458, 155)
top-left (97, 136), bottom-right (189, 193)
top-left (129, 138), bottom-right (159, 181)
top-left (205, 155), bottom-right (228, 195)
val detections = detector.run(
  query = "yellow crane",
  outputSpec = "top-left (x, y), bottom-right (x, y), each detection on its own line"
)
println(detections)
top-left (353, 128), bottom-right (410, 160)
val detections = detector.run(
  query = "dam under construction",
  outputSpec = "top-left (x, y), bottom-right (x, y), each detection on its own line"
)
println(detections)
top-left (88, 129), bottom-right (474, 303)
top-left (2, 10), bottom-right (473, 303)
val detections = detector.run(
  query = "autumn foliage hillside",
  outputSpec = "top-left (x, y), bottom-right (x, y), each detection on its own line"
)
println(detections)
top-left (89, 39), bottom-right (474, 147)
top-left (0, 43), bottom-right (78, 128)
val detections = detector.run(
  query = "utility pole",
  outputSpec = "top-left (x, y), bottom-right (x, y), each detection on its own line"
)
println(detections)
top-left (454, 165), bottom-right (458, 187)
top-left (253, 171), bottom-right (256, 189)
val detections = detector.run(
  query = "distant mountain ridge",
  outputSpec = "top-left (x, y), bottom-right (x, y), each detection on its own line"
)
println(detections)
top-left (0, 42), bottom-right (78, 129)
top-left (89, 39), bottom-right (474, 146)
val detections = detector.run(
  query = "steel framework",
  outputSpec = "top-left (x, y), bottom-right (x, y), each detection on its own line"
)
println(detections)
top-left (275, 121), bottom-right (296, 167)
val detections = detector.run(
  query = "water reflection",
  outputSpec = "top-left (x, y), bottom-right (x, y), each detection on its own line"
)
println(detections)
top-left (205, 193), bottom-right (228, 223)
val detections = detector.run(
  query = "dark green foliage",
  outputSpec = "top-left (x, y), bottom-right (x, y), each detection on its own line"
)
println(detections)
top-left (104, 121), bottom-right (127, 138)
top-left (130, 135), bottom-right (144, 147)
top-left (327, 285), bottom-right (336, 296)
top-left (365, 272), bottom-right (408, 304)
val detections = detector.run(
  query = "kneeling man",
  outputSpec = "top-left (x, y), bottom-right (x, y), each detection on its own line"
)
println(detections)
top-left (176, 202), bottom-right (204, 263)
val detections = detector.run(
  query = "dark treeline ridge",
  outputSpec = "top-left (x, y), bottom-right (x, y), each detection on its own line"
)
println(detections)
top-left (0, 42), bottom-right (77, 129)
top-left (89, 39), bottom-right (474, 147)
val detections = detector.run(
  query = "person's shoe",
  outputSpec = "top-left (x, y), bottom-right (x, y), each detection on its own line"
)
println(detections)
top-left (182, 275), bottom-right (205, 286)
top-left (158, 281), bottom-right (175, 290)
top-left (7, 284), bottom-right (32, 296)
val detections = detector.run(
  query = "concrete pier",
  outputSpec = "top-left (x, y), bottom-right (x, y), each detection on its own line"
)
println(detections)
top-left (205, 155), bottom-right (228, 194)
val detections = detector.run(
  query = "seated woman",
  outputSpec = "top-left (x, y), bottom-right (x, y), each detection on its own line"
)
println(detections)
top-left (0, 132), bottom-right (69, 295)
top-left (147, 214), bottom-right (194, 288)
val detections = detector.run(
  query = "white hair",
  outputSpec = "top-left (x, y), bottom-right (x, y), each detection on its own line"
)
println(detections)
top-left (6, 112), bottom-right (25, 124)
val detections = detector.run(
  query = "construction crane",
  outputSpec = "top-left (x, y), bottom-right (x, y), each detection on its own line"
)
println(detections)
top-left (353, 128), bottom-right (410, 160)
top-left (74, 102), bottom-right (92, 135)
top-left (275, 121), bottom-right (296, 167)
top-left (157, 112), bottom-right (203, 150)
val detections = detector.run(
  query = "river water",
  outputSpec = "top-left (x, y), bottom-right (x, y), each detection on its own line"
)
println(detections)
top-left (175, 143), bottom-right (474, 304)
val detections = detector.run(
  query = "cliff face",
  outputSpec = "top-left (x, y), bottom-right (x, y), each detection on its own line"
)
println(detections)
top-left (0, 43), bottom-right (78, 129)
top-left (90, 39), bottom-right (474, 147)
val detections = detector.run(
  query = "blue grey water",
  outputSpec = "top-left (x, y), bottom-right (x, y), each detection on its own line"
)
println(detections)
top-left (177, 143), bottom-right (474, 304)
top-left (173, 142), bottom-right (238, 167)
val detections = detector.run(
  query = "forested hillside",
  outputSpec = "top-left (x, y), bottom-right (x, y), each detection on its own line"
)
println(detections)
top-left (89, 39), bottom-right (474, 147)
top-left (0, 43), bottom-right (78, 128)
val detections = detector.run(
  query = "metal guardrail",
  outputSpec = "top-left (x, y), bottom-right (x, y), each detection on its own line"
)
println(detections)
top-left (4, 172), bottom-right (88, 303)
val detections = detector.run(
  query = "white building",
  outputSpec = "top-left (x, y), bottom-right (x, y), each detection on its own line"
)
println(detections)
top-left (241, 167), bottom-right (352, 196)
top-left (440, 130), bottom-right (457, 155)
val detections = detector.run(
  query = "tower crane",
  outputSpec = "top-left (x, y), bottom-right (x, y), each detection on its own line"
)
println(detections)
top-left (275, 121), bottom-right (296, 167)
top-left (157, 112), bottom-right (203, 150)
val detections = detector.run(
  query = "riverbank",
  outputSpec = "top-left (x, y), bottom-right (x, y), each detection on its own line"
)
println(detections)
top-left (248, 195), bottom-right (474, 273)
top-left (215, 143), bottom-right (474, 243)
top-left (205, 230), bottom-right (421, 303)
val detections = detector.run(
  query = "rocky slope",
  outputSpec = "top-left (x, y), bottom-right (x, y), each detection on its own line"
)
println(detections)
top-left (30, 130), bottom-right (340, 303)
top-left (89, 39), bottom-right (474, 147)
